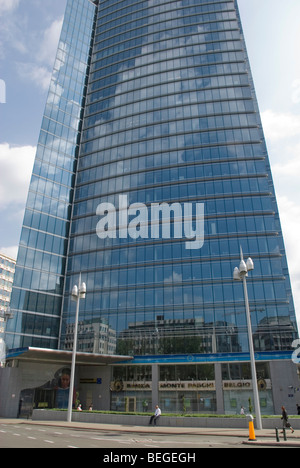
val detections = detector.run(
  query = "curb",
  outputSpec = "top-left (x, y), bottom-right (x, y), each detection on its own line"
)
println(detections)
top-left (243, 440), bottom-right (300, 448)
top-left (2, 418), bottom-right (300, 445)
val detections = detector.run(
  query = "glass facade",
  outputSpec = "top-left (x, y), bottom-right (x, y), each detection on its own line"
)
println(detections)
top-left (7, 0), bottom-right (97, 349)
top-left (7, 0), bottom-right (298, 359)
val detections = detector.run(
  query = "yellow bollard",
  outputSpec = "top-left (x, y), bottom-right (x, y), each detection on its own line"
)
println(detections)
top-left (248, 416), bottom-right (256, 441)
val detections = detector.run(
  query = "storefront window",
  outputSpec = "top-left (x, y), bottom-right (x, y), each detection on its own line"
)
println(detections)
top-left (221, 362), bottom-right (274, 415)
top-left (159, 364), bottom-right (216, 414)
top-left (111, 365), bottom-right (152, 412)
top-left (159, 390), bottom-right (217, 414)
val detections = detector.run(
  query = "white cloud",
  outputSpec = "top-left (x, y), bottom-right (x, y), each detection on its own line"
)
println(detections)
top-left (272, 153), bottom-right (300, 179)
top-left (260, 108), bottom-right (300, 329)
top-left (270, 141), bottom-right (300, 190)
top-left (16, 62), bottom-right (52, 91)
top-left (0, 144), bottom-right (35, 258)
top-left (0, 1), bottom-right (27, 58)
top-left (261, 109), bottom-right (300, 141)
top-left (0, 245), bottom-right (18, 260)
top-left (261, 110), bottom-right (300, 198)
top-left (292, 79), bottom-right (300, 104)
top-left (0, 0), bottom-right (19, 16)
top-left (15, 16), bottom-right (63, 91)
top-left (37, 17), bottom-right (63, 67)
top-left (0, 143), bottom-right (36, 209)
top-left (276, 196), bottom-right (300, 330)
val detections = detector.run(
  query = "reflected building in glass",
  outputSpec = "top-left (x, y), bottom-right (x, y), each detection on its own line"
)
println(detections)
top-left (5, 0), bottom-right (299, 415)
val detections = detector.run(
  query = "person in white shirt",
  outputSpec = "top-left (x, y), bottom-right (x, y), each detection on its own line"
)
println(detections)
top-left (149, 405), bottom-right (161, 426)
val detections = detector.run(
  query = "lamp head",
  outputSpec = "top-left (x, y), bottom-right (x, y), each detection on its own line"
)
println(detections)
top-left (246, 257), bottom-right (254, 271)
top-left (239, 259), bottom-right (248, 276)
top-left (79, 282), bottom-right (86, 299)
top-left (233, 267), bottom-right (241, 281)
top-left (71, 285), bottom-right (78, 301)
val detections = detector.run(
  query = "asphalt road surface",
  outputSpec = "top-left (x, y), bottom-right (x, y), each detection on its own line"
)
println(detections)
top-left (0, 422), bottom-right (267, 449)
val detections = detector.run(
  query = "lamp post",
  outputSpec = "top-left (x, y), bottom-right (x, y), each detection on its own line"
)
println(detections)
top-left (233, 248), bottom-right (262, 431)
top-left (67, 274), bottom-right (86, 423)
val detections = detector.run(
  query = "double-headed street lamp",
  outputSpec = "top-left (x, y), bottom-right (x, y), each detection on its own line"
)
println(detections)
top-left (67, 274), bottom-right (86, 423)
top-left (233, 249), bottom-right (262, 431)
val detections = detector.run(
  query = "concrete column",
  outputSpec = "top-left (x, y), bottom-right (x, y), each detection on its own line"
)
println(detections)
top-left (269, 360), bottom-right (300, 415)
top-left (215, 363), bottom-right (225, 414)
top-left (152, 364), bottom-right (159, 409)
top-left (77, 365), bottom-right (111, 411)
top-left (0, 367), bottom-right (22, 418)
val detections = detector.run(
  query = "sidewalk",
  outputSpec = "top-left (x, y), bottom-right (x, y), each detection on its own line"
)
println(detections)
top-left (2, 417), bottom-right (300, 447)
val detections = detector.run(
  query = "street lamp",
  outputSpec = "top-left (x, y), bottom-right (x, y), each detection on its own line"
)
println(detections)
top-left (67, 274), bottom-right (86, 423)
top-left (233, 248), bottom-right (262, 431)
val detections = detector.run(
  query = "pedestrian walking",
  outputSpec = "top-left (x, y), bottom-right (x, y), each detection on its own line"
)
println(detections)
top-left (281, 406), bottom-right (295, 433)
top-left (149, 405), bottom-right (161, 426)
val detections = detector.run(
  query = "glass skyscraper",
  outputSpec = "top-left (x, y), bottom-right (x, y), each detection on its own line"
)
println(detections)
top-left (5, 0), bottom-right (298, 415)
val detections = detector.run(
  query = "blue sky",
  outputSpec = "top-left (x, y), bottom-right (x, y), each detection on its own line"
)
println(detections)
top-left (0, 0), bottom-right (300, 327)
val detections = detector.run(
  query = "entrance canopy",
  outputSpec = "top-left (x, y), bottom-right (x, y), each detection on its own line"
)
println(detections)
top-left (6, 347), bottom-right (133, 366)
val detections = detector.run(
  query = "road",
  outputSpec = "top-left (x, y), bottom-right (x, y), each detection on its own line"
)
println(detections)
top-left (0, 422), bottom-right (269, 449)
